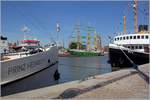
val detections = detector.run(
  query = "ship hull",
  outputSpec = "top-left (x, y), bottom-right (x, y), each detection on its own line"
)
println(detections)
top-left (0, 46), bottom-right (58, 85)
top-left (69, 49), bottom-right (101, 56)
top-left (109, 44), bottom-right (149, 68)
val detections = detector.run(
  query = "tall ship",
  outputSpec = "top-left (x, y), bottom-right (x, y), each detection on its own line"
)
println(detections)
top-left (68, 23), bottom-right (103, 56)
top-left (109, 0), bottom-right (149, 68)
top-left (0, 27), bottom-right (59, 85)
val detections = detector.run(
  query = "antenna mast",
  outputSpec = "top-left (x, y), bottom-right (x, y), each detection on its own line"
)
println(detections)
top-left (133, 0), bottom-right (138, 33)
top-left (21, 25), bottom-right (30, 40)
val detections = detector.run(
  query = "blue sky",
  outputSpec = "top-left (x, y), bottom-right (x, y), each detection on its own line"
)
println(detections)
top-left (1, 1), bottom-right (149, 47)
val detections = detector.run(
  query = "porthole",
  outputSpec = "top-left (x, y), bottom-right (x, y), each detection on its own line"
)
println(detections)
top-left (145, 35), bottom-right (149, 39)
top-left (134, 36), bottom-right (136, 39)
top-left (130, 36), bottom-right (132, 39)
top-left (120, 37), bottom-right (122, 40)
top-left (135, 46), bottom-right (138, 49)
top-left (139, 46), bottom-right (142, 49)
top-left (48, 59), bottom-right (50, 63)
top-left (126, 36), bottom-right (129, 39)
top-left (123, 37), bottom-right (125, 40)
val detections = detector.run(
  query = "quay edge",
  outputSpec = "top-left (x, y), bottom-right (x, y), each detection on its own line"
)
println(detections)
top-left (1, 63), bottom-right (149, 99)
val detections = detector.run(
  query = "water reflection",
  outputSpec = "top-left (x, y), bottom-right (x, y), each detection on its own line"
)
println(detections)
top-left (58, 55), bottom-right (112, 83)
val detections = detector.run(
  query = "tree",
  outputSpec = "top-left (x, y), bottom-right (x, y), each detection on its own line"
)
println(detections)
top-left (69, 42), bottom-right (86, 50)
top-left (69, 42), bottom-right (77, 49)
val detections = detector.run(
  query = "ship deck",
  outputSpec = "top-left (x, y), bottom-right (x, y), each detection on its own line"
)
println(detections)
top-left (1, 53), bottom-right (34, 62)
top-left (0, 47), bottom-right (52, 62)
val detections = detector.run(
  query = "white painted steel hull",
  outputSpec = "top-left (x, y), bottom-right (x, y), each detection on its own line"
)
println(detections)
top-left (0, 46), bottom-right (58, 85)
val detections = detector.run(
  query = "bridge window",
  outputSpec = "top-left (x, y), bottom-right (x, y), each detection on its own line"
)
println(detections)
top-left (130, 36), bottom-right (132, 39)
top-left (141, 35), bottom-right (144, 39)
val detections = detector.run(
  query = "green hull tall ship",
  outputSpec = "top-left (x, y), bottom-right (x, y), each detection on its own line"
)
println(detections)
top-left (68, 22), bottom-right (103, 56)
top-left (69, 49), bottom-right (101, 56)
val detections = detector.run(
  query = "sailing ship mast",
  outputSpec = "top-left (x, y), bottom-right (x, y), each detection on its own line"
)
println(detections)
top-left (73, 22), bottom-right (101, 51)
top-left (86, 25), bottom-right (95, 51)
top-left (94, 31), bottom-right (97, 50)
top-left (133, 0), bottom-right (138, 33)
top-left (76, 22), bottom-right (81, 50)
top-left (87, 27), bottom-right (91, 50)
top-left (123, 0), bottom-right (138, 34)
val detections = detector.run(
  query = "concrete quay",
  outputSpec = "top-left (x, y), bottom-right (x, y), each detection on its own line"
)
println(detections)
top-left (1, 63), bottom-right (149, 99)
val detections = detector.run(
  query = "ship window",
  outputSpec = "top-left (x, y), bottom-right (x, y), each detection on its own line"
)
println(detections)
top-left (117, 37), bottom-right (119, 40)
top-left (128, 46), bottom-right (130, 48)
top-left (123, 37), bottom-right (125, 40)
top-left (137, 36), bottom-right (140, 39)
top-left (126, 36), bottom-right (129, 39)
top-left (141, 35), bottom-right (144, 39)
top-left (130, 36), bottom-right (132, 39)
top-left (115, 38), bottom-right (116, 41)
top-left (145, 35), bottom-right (149, 39)
top-left (120, 37), bottom-right (122, 40)
top-left (131, 46), bottom-right (134, 49)
top-left (139, 46), bottom-right (142, 49)
top-left (134, 36), bottom-right (136, 39)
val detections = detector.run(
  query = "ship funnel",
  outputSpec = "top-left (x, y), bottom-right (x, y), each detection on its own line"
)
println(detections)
top-left (138, 25), bottom-right (148, 33)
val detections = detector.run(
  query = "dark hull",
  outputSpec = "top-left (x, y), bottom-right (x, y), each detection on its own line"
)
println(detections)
top-left (109, 47), bottom-right (149, 68)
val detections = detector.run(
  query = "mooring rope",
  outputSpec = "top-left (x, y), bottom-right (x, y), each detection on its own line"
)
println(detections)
top-left (119, 45), bottom-right (149, 84)
top-left (119, 46), bottom-right (138, 69)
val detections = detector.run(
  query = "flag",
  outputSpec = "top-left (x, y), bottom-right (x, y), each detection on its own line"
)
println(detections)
top-left (56, 23), bottom-right (61, 32)
top-left (21, 26), bottom-right (30, 32)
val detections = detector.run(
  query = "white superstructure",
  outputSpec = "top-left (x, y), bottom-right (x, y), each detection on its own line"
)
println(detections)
top-left (113, 32), bottom-right (150, 52)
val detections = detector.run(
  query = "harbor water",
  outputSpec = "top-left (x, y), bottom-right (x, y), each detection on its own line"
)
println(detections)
top-left (1, 55), bottom-right (112, 96)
